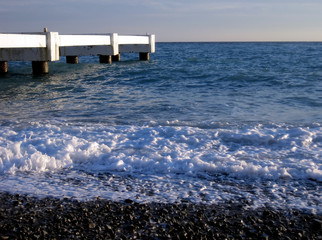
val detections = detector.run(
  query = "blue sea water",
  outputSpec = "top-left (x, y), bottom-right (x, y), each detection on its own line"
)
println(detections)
top-left (0, 42), bottom-right (321, 213)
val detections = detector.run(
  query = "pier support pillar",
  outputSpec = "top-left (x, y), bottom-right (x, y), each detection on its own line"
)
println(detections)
top-left (112, 53), bottom-right (121, 62)
top-left (99, 55), bottom-right (112, 64)
top-left (139, 52), bottom-right (150, 61)
top-left (32, 61), bottom-right (49, 74)
top-left (66, 56), bottom-right (79, 64)
top-left (0, 61), bottom-right (8, 74)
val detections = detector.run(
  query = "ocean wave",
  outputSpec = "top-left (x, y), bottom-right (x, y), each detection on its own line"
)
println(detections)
top-left (1, 121), bottom-right (321, 182)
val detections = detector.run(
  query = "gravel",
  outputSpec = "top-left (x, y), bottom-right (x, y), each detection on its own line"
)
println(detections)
top-left (0, 192), bottom-right (321, 239)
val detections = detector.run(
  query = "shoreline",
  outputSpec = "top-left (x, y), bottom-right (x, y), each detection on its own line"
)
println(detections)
top-left (0, 192), bottom-right (321, 239)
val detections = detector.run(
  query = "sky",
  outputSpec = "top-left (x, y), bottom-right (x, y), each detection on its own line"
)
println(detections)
top-left (1, 0), bottom-right (322, 42)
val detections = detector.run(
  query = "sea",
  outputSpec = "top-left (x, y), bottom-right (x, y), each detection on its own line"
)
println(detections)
top-left (0, 42), bottom-right (321, 214)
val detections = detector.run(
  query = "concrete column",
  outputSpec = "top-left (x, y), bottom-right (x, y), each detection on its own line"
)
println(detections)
top-left (139, 52), bottom-right (149, 61)
top-left (99, 55), bottom-right (112, 64)
top-left (0, 61), bottom-right (8, 74)
top-left (66, 56), bottom-right (79, 64)
top-left (112, 53), bottom-right (121, 62)
top-left (32, 61), bottom-right (49, 74)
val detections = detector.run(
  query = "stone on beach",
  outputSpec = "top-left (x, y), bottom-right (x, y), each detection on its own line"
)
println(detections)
top-left (0, 192), bottom-right (321, 239)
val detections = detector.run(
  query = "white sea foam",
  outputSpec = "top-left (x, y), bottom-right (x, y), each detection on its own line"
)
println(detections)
top-left (1, 121), bottom-right (321, 180)
top-left (0, 121), bottom-right (321, 212)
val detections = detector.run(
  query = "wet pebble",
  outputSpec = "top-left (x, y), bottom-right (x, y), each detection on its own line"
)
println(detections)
top-left (0, 192), bottom-right (321, 239)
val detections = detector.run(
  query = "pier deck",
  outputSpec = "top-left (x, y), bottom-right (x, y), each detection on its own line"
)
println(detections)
top-left (0, 30), bottom-right (155, 74)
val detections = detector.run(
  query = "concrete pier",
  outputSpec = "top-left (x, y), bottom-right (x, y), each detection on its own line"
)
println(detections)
top-left (99, 55), bottom-right (112, 64)
top-left (32, 61), bottom-right (49, 74)
top-left (0, 61), bottom-right (8, 74)
top-left (0, 31), bottom-right (155, 74)
top-left (66, 56), bottom-right (79, 64)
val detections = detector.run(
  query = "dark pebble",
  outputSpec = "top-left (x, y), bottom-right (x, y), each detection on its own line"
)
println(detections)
top-left (0, 191), bottom-right (321, 239)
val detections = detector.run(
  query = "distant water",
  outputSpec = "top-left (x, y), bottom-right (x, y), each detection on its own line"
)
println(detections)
top-left (0, 42), bottom-right (321, 213)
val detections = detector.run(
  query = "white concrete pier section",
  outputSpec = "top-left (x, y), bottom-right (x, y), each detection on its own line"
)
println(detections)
top-left (0, 31), bottom-right (155, 74)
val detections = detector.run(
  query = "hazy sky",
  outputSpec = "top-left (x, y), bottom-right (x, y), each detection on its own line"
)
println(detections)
top-left (1, 0), bottom-right (322, 41)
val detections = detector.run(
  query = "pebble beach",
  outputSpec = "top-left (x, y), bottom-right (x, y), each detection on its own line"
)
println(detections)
top-left (0, 192), bottom-right (321, 239)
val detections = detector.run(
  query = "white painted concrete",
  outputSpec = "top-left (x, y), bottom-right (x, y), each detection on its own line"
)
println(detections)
top-left (149, 34), bottom-right (156, 53)
top-left (119, 34), bottom-right (155, 54)
top-left (59, 33), bottom-right (118, 57)
top-left (0, 32), bottom-right (155, 62)
top-left (46, 32), bottom-right (60, 61)
top-left (118, 35), bottom-right (149, 45)
top-left (59, 35), bottom-right (111, 47)
top-left (0, 34), bottom-right (46, 48)
top-left (0, 32), bottom-right (60, 61)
